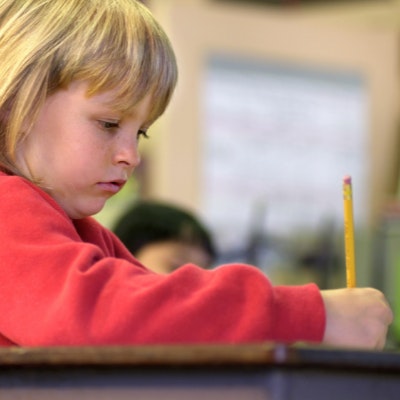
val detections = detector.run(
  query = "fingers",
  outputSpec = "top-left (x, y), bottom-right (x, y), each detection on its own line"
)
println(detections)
top-left (365, 287), bottom-right (393, 325)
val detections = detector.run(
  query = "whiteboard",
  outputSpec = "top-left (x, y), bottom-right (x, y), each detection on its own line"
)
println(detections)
top-left (201, 56), bottom-right (368, 251)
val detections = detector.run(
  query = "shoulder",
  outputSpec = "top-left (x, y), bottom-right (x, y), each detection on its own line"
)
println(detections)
top-left (0, 172), bottom-right (76, 241)
top-left (0, 172), bottom-right (68, 218)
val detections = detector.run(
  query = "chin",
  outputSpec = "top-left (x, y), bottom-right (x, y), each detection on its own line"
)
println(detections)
top-left (67, 203), bottom-right (106, 219)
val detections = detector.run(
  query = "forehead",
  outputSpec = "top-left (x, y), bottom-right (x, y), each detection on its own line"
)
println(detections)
top-left (67, 81), bottom-right (153, 123)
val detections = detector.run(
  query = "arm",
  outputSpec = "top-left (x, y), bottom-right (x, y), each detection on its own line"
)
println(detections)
top-left (0, 175), bottom-right (325, 346)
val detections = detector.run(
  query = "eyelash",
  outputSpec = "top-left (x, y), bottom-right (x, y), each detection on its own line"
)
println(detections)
top-left (137, 129), bottom-right (149, 140)
top-left (101, 121), bottom-right (119, 129)
top-left (99, 121), bottom-right (149, 140)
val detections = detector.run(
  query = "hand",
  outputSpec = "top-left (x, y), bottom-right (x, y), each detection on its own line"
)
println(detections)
top-left (321, 288), bottom-right (393, 350)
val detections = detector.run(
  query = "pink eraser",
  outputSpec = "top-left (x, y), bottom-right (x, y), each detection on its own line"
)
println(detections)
top-left (343, 175), bottom-right (352, 184)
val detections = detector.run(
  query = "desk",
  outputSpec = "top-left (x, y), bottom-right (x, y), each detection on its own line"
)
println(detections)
top-left (0, 344), bottom-right (399, 399)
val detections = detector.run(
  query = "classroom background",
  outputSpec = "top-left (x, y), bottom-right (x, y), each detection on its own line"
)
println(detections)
top-left (95, 0), bottom-right (400, 345)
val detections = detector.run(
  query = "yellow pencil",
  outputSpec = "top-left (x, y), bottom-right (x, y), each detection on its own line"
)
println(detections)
top-left (343, 175), bottom-right (356, 288)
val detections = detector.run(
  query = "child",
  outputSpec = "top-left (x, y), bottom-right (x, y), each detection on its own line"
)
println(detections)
top-left (0, 0), bottom-right (392, 348)
top-left (113, 200), bottom-right (216, 274)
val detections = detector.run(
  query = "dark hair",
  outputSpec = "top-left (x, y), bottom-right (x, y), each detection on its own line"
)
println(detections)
top-left (113, 201), bottom-right (216, 261)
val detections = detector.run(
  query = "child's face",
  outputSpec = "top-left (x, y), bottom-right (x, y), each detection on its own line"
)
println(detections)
top-left (135, 241), bottom-right (213, 274)
top-left (16, 81), bottom-right (151, 219)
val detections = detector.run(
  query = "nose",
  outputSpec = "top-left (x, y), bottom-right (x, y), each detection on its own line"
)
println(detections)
top-left (113, 135), bottom-right (141, 169)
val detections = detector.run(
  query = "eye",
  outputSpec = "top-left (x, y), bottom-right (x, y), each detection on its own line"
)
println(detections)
top-left (99, 120), bottom-right (120, 130)
top-left (137, 129), bottom-right (149, 140)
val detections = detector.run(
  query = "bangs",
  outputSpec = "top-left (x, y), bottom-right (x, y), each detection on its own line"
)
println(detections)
top-left (51, 0), bottom-right (177, 124)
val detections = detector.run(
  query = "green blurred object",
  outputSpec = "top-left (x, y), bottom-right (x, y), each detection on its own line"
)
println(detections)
top-left (94, 176), bottom-right (139, 229)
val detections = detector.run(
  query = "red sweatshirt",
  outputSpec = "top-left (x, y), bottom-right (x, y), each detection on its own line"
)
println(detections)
top-left (0, 172), bottom-right (325, 346)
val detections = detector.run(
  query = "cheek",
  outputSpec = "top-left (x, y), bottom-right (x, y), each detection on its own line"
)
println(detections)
top-left (15, 132), bottom-right (47, 177)
top-left (65, 128), bottom-right (108, 161)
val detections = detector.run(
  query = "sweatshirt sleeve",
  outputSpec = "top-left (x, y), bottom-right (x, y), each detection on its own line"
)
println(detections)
top-left (0, 175), bottom-right (325, 346)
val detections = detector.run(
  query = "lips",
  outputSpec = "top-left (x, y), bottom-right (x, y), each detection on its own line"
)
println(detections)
top-left (97, 180), bottom-right (126, 194)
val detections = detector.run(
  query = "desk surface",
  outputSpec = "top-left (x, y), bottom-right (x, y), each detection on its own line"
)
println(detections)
top-left (0, 344), bottom-right (399, 400)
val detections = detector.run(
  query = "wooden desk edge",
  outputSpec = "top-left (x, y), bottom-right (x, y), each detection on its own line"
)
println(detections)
top-left (0, 344), bottom-right (399, 372)
top-left (0, 343), bottom-right (286, 366)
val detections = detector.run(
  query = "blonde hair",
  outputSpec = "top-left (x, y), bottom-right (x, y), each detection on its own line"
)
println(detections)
top-left (0, 0), bottom-right (177, 176)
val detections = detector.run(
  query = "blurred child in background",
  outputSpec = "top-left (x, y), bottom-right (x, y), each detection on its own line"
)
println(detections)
top-left (113, 201), bottom-right (216, 274)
